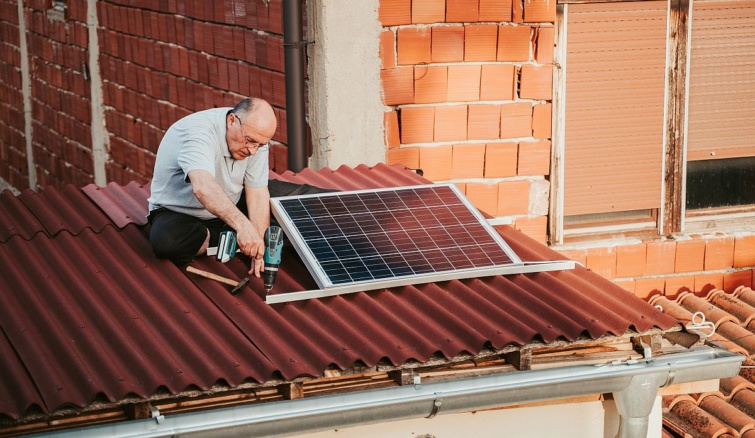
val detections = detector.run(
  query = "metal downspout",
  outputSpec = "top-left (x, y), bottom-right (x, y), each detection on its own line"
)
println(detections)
top-left (39, 347), bottom-right (742, 438)
top-left (282, 0), bottom-right (308, 172)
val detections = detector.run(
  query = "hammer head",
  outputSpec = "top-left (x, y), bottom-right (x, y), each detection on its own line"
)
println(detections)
top-left (230, 277), bottom-right (250, 295)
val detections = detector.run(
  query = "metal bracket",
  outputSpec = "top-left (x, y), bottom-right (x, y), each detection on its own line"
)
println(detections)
top-left (426, 394), bottom-right (443, 419)
top-left (283, 40), bottom-right (312, 49)
top-left (150, 405), bottom-right (164, 424)
top-left (413, 374), bottom-right (422, 390)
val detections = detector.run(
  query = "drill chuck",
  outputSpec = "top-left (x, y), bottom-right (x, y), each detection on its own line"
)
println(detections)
top-left (262, 226), bottom-right (284, 292)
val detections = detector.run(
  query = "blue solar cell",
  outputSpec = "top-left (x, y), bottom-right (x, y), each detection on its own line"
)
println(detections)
top-left (271, 184), bottom-right (521, 290)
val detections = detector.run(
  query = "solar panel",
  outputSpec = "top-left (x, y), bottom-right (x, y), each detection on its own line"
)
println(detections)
top-left (268, 184), bottom-right (574, 303)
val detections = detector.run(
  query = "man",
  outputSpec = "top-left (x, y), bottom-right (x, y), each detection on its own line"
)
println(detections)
top-left (148, 97), bottom-right (277, 277)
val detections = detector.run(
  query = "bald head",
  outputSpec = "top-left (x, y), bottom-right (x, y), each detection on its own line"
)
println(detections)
top-left (233, 98), bottom-right (277, 139)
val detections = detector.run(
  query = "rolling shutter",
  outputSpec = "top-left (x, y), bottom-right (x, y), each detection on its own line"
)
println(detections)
top-left (564, 2), bottom-right (668, 216)
top-left (687, 0), bottom-right (755, 161)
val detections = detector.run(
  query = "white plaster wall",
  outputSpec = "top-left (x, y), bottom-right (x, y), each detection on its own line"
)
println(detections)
top-left (295, 398), bottom-right (663, 438)
top-left (307, 0), bottom-right (385, 170)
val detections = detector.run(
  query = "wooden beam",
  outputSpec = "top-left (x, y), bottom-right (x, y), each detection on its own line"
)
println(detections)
top-left (278, 382), bottom-right (304, 400)
top-left (662, 0), bottom-right (691, 235)
top-left (504, 348), bottom-right (533, 371)
top-left (388, 369), bottom-right (416, 386)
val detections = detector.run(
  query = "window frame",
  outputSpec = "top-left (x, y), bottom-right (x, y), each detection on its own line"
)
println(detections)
top-left (550, 0), bottom-right (706, 245)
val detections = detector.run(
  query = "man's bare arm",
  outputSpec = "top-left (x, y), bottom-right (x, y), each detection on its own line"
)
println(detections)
top-left (188, 169), bottom-right (264, 261)
top-left (245, 186), bottom-right (270, 276)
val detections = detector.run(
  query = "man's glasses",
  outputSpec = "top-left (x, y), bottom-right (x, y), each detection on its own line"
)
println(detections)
top-left (235, 113), bottom-right (268, 152)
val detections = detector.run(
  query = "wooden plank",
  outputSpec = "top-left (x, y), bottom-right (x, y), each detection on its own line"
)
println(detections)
top-left (662, 0), bottom-right (690, 234)
top-left (278, 382), bottom-right (304, 400)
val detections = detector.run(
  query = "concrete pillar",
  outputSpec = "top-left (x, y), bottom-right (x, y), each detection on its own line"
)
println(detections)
top-left (307, 0), bottom-right (385, 169)
top-left (88, 0), bottom-right (108, 186)
top-left (16, 0), bottom-right (36, 189)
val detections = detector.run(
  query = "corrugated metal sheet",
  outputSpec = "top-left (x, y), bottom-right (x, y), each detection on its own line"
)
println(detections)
top-left (81, 181), bottom-right (151, 228)
top-left (0, 163), bottom-right (679, 422)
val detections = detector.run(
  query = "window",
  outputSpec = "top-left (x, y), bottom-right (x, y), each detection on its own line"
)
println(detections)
top-left (551, 0), bottom-right (755, 243)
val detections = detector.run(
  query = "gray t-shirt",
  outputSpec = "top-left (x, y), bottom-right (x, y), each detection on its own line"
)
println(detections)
top-left (148, 107), bottom-right (269, 220)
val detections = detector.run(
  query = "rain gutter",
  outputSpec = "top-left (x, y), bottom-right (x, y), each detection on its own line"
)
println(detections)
top-left (282, 0), bottom-right (308, 172)
top-left (40, 346), bottom-right (742, 438)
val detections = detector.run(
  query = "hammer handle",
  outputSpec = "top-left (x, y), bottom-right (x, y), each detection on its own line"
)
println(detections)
top-left (186, 266), bottom-right (239, 287)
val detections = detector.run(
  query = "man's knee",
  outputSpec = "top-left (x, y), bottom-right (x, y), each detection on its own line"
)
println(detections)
top-left (149, 211), bottom-right (208, 265)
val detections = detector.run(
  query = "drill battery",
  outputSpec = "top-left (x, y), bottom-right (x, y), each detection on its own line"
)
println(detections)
top-left (216, 230), bottom-right (237, 263)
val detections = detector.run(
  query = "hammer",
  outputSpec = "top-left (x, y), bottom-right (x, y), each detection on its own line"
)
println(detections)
top-left (186, 266), bottom-right (250, 295)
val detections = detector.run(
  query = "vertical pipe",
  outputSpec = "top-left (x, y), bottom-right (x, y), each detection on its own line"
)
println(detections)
top-left (282, 0), bottom-right (308, 172)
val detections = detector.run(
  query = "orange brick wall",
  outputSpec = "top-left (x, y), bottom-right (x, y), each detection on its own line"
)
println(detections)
top-left (379, 0), bottom-right (554, 244)
top-left (559, 235), bottom-right (755, 302)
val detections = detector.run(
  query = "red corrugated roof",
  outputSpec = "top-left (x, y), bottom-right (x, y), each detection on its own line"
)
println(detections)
top-left (0, 163), bottom-right (678, 422)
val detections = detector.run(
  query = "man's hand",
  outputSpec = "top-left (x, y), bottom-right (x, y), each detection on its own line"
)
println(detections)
top-left (189, 169), bottom-right (266, 277)
top-left (235, 223), bottom-right (265, 277)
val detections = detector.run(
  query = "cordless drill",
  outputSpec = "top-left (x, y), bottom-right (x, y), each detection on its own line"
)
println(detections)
top-left (262, 226), bottom-right (284, 293)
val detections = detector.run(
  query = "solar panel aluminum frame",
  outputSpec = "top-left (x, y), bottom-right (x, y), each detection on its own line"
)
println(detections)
top-left (268, 183), bottom-right (573, 303)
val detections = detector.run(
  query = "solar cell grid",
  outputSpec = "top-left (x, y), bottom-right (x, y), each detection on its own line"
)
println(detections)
top-left (272, 184), bottom-right (523, 291)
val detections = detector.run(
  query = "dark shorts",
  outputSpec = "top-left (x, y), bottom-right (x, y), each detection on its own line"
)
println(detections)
top-left (148, 180), bottom-right (336, 266)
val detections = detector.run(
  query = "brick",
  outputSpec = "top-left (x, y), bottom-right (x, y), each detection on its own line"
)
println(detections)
top-left (464, 24), bottom-right (498, 62)
top-left (447, 0), bottom-right (479, 22)
top-left (694, 273), bottom-right (724, 294)
top-left (705, 237), bottom-right (735, 271)
top-left (635, 278), bottom-right (666, 299)
top-left (414, 65), bottom-right (448, 104)
top-left (400, 106), bottom-right (435, 143)
top-left (616, 244), bottom-right (647, 278)
top-left (514, 216), bottom-right (547, 244)
top-left (734, 235), bottom-right (755, 268)
top-left (500, 102), bottom-right (532, 139)
top-left (558, 248), bottom-right (587, 267)
top-left (432, 26), bottom-right (465, 62)
top-left (479, 0), bottom-right (512, 22)
top-left (468, 104), bottom-right (501, 140)
top-left (664, 276), bottom-right (694, 298)
top-left (485, 143), bottom-right (517, 178)
top-left (614, 280), bottom-right (636, 295)
top-left (532, 103), bottom-right (552, 139)
top-left (535, 26), bottom-right (555, 64)
top-left (420, 145), bottom-right (453, 181)
top-left (466, 183), bottom-right (499, 216)
top-left (644, 241), bottom-right (676, 275)
top-left (397, 27), bottom-right (431, 65)
top-left (675, 239), bottom-right (706, 273)
top-left (447, 65), bottom-right (481, 102)
top-left (434, 105), bottom-right (468, 142)
top-left (386, 147), bottom-right (420, 169)
top-left (380, 30), bottom-right (396, 69)
top-left (379, 0), bottom-right (411, 26)
top-left (412, 0), bottom-right (445, 24)
top-left (480, 64), bottom-right (516, 101)
top-left (513, 0), bottom-right (524, 23)
top-left (524, 0), bottom-right (557, 23)
top-left (384, 111), bottom-right (400, 148)
top-left (497, 25), bottom-right (530, 62)
top-left (586, 247), bottom-right (616, 279)
top-left (381, 68), bottom-right (414, 106)
top-left (723, 270), bottom-right (753, 292)
top-left (497, 180), bottom-right (530, 216)
top-left (452, 143), bottom-right (486, 179)
top-left (520, 64), bottom-right (553, 100)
